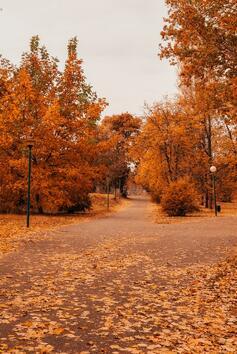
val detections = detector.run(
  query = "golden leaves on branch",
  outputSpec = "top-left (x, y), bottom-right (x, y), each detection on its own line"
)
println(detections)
top-left (134, 0), bottom-right (237, 209)
top-left (0, 36), bottom-right (107, 214)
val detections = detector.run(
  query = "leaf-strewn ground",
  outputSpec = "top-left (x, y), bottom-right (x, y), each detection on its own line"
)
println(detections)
top-left (153, 201), bottom-right (237, 224)
top-left (0, 197), bottom-right (236, 353)
top-left (0, 193), bottom-right (122, 255)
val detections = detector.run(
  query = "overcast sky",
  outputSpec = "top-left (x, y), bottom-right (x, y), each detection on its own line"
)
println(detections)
top-left (0, 0), bottom-right (178, 116)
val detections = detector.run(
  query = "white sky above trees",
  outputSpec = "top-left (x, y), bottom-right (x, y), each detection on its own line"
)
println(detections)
top-left (0, 0), bottom-right (178, 116)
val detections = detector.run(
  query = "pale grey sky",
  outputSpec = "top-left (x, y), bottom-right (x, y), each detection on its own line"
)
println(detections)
top-left (0, 0), bottom-right (178, 116)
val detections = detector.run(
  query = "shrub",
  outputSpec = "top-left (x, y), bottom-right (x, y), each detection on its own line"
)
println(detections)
top-left (62, 194), bottom-right (92, 213)
top-left (161, 177), bottom-right (200, 216)
top-left (151, 193), bottom-right (161, 204)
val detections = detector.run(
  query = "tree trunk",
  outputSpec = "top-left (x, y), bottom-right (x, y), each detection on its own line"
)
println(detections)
top-left (36, 194), bottom-right (44, 214)
top-left (205, 190), bottom-right (209, 208)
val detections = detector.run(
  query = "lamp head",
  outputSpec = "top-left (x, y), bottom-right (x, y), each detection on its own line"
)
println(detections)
top-left (210, 165), bottom-right (217, 173)
top-left (26, 137), bottom-right (35, 148)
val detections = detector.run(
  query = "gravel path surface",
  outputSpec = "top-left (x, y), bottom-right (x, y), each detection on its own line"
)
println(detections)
top-left (0, 197), bottom-right (236, 353)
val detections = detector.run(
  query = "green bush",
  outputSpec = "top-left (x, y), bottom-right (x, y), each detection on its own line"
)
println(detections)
top-left (161, 177), bottom-right (200, 216)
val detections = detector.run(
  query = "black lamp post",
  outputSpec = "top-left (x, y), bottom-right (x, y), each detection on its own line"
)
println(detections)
top-left (106, 177), bottom-right (110, 211)
top-left (210, 165), bottom-right (217, 216)
top-left (26, 139), bottom-right (34, 227)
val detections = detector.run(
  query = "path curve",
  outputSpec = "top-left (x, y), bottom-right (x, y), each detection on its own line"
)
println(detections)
top-left (0, 197), bottom-right (236, 353)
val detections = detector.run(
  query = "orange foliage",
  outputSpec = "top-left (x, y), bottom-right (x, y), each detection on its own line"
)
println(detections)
top-left (0, 36), bottom-right (106, 213)
top-left (99, 113), bottom-right (141, 196)
top-left (132, 94), bottom-right (236, 209)
top-left (161, 177), bottom-right (200, 216)
top-left (160, 0), bottom-right (237, 145)
top-left (154, 0), bottom-right (237, 207)
top-left (132, 101), bottom-right (205, 200)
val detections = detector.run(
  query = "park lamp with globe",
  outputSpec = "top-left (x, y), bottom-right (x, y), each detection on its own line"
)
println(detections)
top-left (210, 165), bottom-right (217, 216)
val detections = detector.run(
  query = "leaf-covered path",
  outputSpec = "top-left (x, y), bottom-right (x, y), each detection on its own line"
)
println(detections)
top-left (0, 197), bottom-right (237, 353)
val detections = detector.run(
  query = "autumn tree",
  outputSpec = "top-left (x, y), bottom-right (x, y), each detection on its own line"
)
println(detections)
top-left (99, 113), bottom-right (141, 197)
top-left (53, 37), bottom-right (107, 212)
top-left (0, 36), bottom-right (106, 213)
top-left (159, 0), bottom-right (237, 204)
top-left (0, 66), bottom-right (40, 212)
top-left (132, 101), bottom-right (205, 203)
top-left (160, 0), bottom-right (237, 84)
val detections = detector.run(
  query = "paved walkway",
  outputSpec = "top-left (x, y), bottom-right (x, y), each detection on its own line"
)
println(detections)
top-left (0, 197), bottom-right (236, 353)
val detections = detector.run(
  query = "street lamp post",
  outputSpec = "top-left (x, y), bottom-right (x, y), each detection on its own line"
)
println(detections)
top-left (210, 165), bottom-right (217, 216)
top-left (106, 177), bottom-right (110, 211)
top-left (26, 140), bottom-right (34, 227)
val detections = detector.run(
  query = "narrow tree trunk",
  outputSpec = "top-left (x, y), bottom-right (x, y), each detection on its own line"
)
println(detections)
top-left (36, 194), bottom-right (44, 214)
top-left (114, 181), bottom-right (117, 200)
top-left (205, 190), bottom-right (209, 208)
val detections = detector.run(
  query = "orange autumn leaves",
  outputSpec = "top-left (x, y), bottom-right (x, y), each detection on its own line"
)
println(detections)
top-left (99, 113), bottom-right (141, 197)
top-left (1, 1), bottom-right (236, 217)
top-left (132, 101), bottom-right (208, 204)
top-left (132, 0), bottom-right (236, 208)
top-left (160, 0), bottom-right (236, 135)
top-left (0, 36), bottom-right (141, 214)
top-left (0, 37), bottom-right (103, 213)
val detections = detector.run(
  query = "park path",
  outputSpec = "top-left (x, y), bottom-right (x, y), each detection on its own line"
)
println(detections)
top-left (0, 197), bottom-right (236, 353)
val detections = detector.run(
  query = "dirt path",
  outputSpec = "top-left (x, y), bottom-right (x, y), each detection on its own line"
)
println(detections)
top-left (0, 197), bottom-right (236, 353)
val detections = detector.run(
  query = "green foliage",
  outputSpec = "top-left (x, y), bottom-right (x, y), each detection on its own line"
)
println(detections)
top-left (161, 177), bottom-right (200, 216)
